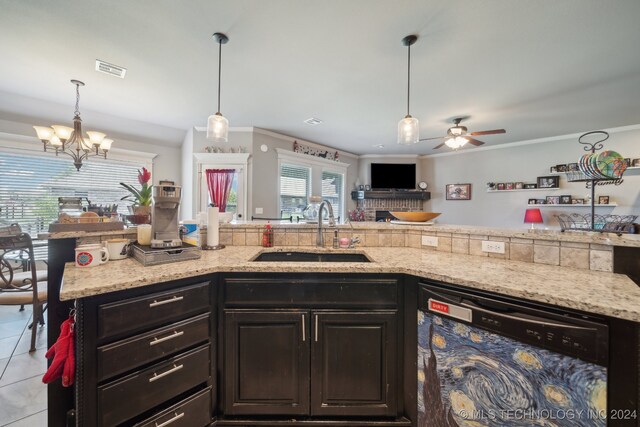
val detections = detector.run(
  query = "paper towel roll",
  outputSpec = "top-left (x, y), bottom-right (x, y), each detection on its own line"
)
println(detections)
top-left (207, 207), bottom-right (219, 247)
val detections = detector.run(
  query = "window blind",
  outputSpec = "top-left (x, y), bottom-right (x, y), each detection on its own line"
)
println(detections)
top-left (279, 163), bottom-right (310, 219)
top-left (0, 151), bottom-right (144, 244)
top-left (322, 170), bottom-right (344, 221)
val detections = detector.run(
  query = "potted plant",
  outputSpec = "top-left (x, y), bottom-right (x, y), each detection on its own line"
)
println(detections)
top-left (120, 167), bottom-right (153, 216)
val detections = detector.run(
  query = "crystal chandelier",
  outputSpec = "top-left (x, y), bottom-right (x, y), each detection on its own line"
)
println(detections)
top-left (33, 79), bottom-right (113, 171)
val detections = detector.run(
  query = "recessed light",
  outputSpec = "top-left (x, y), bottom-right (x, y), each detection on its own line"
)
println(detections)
top-left (95, 59), bottom-right (127, 78)
top-left (372, 144), bottom-right (384, 149)
top-left (303, 117), bottom-right (323, 126)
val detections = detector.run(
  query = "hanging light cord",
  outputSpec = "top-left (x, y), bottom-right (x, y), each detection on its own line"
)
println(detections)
top-left (406, 42), bottom-right (411, 117)
top-left (217, 39), bottom-right (222, 114)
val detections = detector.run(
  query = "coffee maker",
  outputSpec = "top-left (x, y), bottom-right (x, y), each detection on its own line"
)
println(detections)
top-left (150, 180), bottom-right (183, 248)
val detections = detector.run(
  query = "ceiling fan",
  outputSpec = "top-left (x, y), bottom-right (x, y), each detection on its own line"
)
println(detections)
top-left (420, 118), bottom-right (506, 150)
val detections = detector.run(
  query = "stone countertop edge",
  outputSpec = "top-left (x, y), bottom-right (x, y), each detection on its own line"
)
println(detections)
top-left (59, 246), bottom-right (640, 323)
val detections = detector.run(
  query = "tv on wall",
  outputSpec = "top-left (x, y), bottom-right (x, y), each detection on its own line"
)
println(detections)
top-left (370, 163), bottom-right (416, 190)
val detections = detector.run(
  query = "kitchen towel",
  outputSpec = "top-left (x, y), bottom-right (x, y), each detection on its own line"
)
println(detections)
top-left (207, 207), bottom-right (219, 247)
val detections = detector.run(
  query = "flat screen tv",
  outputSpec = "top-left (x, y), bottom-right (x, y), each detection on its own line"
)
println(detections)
top-left (370, 163), bottom-right (416, 190)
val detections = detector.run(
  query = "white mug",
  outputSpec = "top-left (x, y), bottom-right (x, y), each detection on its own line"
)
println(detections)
top-left (104, 239), bottom-right (130, 260)
top-left (75, 244), bottom-right (109, 268)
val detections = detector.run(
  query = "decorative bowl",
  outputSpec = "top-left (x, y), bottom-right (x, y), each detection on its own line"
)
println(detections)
top-left (389, 212), bottom-right (441, 222)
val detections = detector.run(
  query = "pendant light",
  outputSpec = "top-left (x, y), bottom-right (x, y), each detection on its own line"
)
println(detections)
top-left (397, 35), bottom-right (419, 145)
top-left (207, 32), bottom-right (230, 142)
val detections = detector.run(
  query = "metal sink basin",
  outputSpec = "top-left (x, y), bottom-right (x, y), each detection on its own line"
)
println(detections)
top-left (253, 251), bottom-right (371, 263)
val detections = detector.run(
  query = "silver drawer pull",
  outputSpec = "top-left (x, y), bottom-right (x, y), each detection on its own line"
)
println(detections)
top-left (149, 295), bottom-right (184, 308)
top-left (149, 330), bottom-right (184, 346)
top-left (149, 363), bottom-right (183, 382)
top-left (155, 411), bottom-right (184, 427)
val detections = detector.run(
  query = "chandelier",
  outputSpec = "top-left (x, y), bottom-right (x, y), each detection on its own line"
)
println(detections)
top-left (33, 79), bottom-right (113, 171)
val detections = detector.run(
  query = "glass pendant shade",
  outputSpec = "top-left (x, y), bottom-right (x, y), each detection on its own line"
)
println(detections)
top-left (445, 136), bottom-right (468, 149)
top-left (86, 131), bottom-right (106, 146)
top-left (207, 112), bottom-right (229, 142)
top-left (50, 136), bottom-right (62, 147)
top-left (52, 125), bottom-right (73, 141)
top-left (397, 115), bottom-right (419, 145)
top-left (99, 138), bottom-right (113, 151)
top-left (33, 126), bottom-right (54, 141)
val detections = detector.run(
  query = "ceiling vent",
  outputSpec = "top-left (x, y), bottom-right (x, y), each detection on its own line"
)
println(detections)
top-left (95, 60), bottom-right (127, 78)
top-left (303, 117), bottom-right (323, 126)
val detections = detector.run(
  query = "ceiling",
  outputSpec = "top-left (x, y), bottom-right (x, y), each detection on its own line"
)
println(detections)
top-left (1, 0), bottom-right (639, 154)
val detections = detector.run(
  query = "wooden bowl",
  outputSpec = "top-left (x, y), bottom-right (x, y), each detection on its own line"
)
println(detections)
top-left (389, 212), bottom-right (441, 222)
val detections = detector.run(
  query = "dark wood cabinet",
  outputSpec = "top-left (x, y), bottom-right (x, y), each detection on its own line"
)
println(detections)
top-left (224, 310), bottom-right (310, 415)
top-left (311, 311), bottom-right (397, 417)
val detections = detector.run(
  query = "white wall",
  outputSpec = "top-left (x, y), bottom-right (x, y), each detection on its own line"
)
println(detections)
top-left (421, 127), bottom-right (640, 228)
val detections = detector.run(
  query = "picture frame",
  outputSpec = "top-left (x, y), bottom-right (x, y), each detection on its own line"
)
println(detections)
top-left (496, 183), bottom-right (506, 190)
top-left (550, 166), bottom-right (558, 173)
top-left (523, 183), bottom-right (537, 189)
top-left (528, 199), bottom-right (537, 205)
top-left (537, 176), bottom-right (560, 189)
top-left (556, 164), bottom-right (567, 172)
top-left (514, 182), bottom-right (524, 190)
top-left (358, 184), bottom-right (364, 191)
top-left (364, 184), bottom-right (371, 191)
top-left (567, 163), bottom-right (579, 172)
top-left (624, 158), bottom-right (631, 167)
top-left (505, 182), bottom-right (514, 190)
top-left (598, 196), bottom-right (609, 205)
top-left (546, 196), bottom-right (560, 205)
top-left (572, 198), bottom-right (584, 204)
top-left (446, 183), bottom-right (471, 200)
top-left (537, 199), bottom-right (547, 204)
top-left (559, 195), bottom-right (572, 204)
top-left (632, 158), bottom-right (640, 167)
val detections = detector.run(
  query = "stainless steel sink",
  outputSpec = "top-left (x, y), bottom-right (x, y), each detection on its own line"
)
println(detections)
top-left (253, 251), bottom-right (371, 263)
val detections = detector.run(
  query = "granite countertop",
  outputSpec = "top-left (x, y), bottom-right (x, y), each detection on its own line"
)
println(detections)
top-left (60, 246), bottom-right (640, 322)
top-left (38, 228), bottom-right (137, 240)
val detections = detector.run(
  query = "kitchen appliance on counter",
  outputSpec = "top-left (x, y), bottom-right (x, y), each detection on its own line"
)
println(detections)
top-left (150, 180), bottom-right (183, 248)
top-left (417, 282), bottom-right (638, 427)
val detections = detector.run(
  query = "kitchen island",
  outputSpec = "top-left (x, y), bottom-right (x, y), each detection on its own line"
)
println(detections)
top-left (43, 224), bottom-right (640, 426)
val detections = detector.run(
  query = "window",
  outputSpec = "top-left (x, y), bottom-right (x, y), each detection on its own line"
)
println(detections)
top-left (322, 170), bottom-right (344, 221)
top-left (279, 163), bottom-right (310, 219)
top-left (0, 151), bottom-right (146, 240)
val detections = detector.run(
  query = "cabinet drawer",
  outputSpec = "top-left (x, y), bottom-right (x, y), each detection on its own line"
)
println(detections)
top-left (97, 282), bottom-right (210, 340)
top-left (98, 345), bottom-right (210, 427)
top-left (97, 313), bottom-right (210, 382)
top-left (224, 278), bottom-right (398, 308)
top-left (134, 386), bottom-right (212, 427)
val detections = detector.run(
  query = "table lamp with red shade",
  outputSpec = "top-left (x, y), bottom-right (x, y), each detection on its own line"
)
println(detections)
top-left (524, 208), bottom-right (543, 229)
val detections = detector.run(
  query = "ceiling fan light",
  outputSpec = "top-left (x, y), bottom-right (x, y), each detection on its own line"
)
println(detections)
top-left (207, 112), bottom-right (229, 142)
top-left (397, 115), bottom-right (419, 145)
top-left (445, 136), bottom-right (468, 149)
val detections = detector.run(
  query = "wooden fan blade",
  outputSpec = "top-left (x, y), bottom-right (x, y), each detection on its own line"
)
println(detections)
top-left (469, 129), bottom-right (505, 136)
top-left (419, 136), bottom-right (446, 141)
top-left (433, 142), bottom-right (446, 149)
top-left (466, 137), bottom-right (485, 146)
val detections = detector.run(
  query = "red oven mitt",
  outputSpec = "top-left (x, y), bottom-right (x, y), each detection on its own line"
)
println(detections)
top-left (42, 314), bottom-right (75, 386)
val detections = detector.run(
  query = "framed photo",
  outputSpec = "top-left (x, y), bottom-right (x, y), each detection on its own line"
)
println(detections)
top-left (523, 183), bottom-right (537, 189)
top-left (514, 182), bottom-right (524, 190)
top-left (446, 183), bottom-right (471, 200)
top-left (505, 182), bottom-right (514, 190)
top-left (364, 184), bottom-right (371, 191)
top-left (546, 196), bottom-right (560, 205)
top-left (624, 158), bottom-right (631, 167)
top-left (598, 196), bottom-right (609, 205)
top-left (497, 183), bottom-right (506, 190)
top-left (632, 158), bottom-right (640, 167)
top-left (567, 163), bottom-right (579, 171)
top-left (559, 195), bottom-right (572, 204)
top-left (572, 198), bottom-right (584, 204)
top-left (537, 176), bottom-right (560, 189)
top-left (358, 184), bottom-right (364, 191)
top-left (556, 164), bottom-right (567, 172)
top-left (528, 199), bottom-right (538, 205)
top-left (537, 199), bottom-right (547, 204)
top-left (550, 166), bottom-right (558, 173)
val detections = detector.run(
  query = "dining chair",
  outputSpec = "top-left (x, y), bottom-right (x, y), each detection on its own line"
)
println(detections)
top-left (0, 228), bottom-right (47, 352)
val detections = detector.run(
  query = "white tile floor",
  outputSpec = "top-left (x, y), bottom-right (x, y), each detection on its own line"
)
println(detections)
top-left (0, 305), bottom-right (48, 426)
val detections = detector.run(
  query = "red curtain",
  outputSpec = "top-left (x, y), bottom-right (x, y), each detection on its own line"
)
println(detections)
top-left (206, 169), bottom-right (235, 212)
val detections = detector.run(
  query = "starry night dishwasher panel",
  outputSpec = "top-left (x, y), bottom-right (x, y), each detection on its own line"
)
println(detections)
top-left (417, 282), bottom-right (609, 427)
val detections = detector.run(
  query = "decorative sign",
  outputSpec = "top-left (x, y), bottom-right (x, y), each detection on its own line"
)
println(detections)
top-left (293, 141), bottom-right (339, 161)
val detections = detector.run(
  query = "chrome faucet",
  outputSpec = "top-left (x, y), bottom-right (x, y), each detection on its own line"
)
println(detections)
top-left (316, 200), bottom-right (336, 247)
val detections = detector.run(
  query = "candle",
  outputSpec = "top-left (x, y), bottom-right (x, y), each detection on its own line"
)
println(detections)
top-left (137, 224), bottom-right (152, 246)
top-left (207, 207), bottom-right (219, 247)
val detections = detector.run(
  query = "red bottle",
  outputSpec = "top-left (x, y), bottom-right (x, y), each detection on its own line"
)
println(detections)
top-left (262, 222), bottom-right (273, 247)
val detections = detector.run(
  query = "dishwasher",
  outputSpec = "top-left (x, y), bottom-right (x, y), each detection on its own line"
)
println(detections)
top-left (417, 282), bottom-right (638, 427)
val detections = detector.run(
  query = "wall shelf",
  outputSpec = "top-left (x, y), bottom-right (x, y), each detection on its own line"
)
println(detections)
top-left (487, 188), bottom-right (559, 193)
top-left (351, 190), bottom-right (430, 201)
top-left (530, 203), bottom-right (617, 207)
